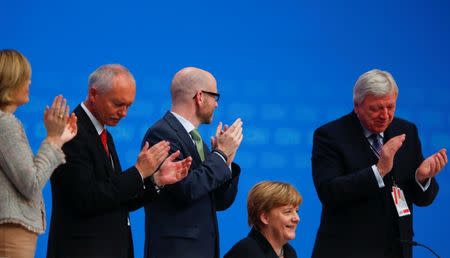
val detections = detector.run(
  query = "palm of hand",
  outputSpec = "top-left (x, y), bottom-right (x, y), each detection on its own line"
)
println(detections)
top-left (158, 159), bottom-right (182, 184)
top-left (61, 117), bottom-right (77, 142)
top-left (417, 157), bottom-right (433, 177)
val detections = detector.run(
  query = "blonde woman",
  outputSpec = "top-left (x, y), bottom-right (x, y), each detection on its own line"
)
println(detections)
top-left (0, 49), bottom-right (77, 258)
top-left (224, 181), bottom-right (302, 258)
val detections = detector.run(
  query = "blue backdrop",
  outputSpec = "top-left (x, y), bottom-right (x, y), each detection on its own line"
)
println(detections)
top-left (2, 0), bottom-right (449, 257)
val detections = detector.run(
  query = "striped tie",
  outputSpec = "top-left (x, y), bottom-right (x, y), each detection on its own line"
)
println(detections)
top-left (369, 133), bottom-right (383, 157)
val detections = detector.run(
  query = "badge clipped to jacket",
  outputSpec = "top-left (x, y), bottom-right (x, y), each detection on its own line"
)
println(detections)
top-left (391, 185), bottom-right (411, 217)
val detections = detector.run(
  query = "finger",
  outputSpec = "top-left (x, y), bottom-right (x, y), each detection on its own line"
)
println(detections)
top-left (231, 120), bottom-right (243, 134)
top-left (237, 132), bottom-right (244, 145)
top-left (176, 157), bottom-right (191, 169)
top-left (150, 142), bottom-right (170, 160)
top-left (156, 151), bottom-right (168, 164)
top-left (150, 148), bottom-right (168, 164)
top-left (226, 119), bottom-right (239, 133)
top-left (64, 105), bottom-right (70, 123)
top-left (57, 97), bottom-right (65, 119)
top-left (180, 157), bottom-right (192, 173)
top-left (425, 156), bottom-right (435, 175)
top-left (436, 152), bottom-right (446, 165)
top-left (435, 152), bottom-right (446, 172)
top-left (177, 167), bottom-right (189, 180)
top-left (70, 114), bottom-right (78, 133)
top-left (438, 149), bottom-right (448, 164)
top-left (210, 136), bottom-right (216, 147)
top-left (53, 95), bottom-right (63, 116)
top-left (233, 118), bottom-right (242, 126)
top-left (51, 95), bottom-right (60, 110)
top-left (181, 156), bottom-right (192, 166)
top-left (50, 96), bottom-right (60, 117)
top-left (44, 106), bottom-right (50, 120)
top-left (234, 124), bottom-right (243, 138)
top-left (228, 124), bottom-right (242, 141)
top-left (389, 135), bottom-right (405, 153)
top-left (141, 141), bottom-right (150, 152)
top-left (60, 97), bottom-right (67, 114)
top-left (234, 118), bottom-right (243, 129)
top-left (167, 150), bottom-right (181, 162)
top-left (215, 122), bottom-right (222, 137)
top-left (149, 140), bottom-right (170, 153)
top-left (385, 134), bottom-right (405, 145)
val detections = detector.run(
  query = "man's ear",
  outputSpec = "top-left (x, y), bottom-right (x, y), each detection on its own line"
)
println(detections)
top-left (193, 90), bottom-right (203, 105)
top-left (353, 102), bottom-right (359, 115)
top-left (88, 87), bottom-right (98, 103)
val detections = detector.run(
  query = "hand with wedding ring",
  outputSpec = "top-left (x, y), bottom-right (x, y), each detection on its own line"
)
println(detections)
top-left (44, 95), bottom-right (78, 148)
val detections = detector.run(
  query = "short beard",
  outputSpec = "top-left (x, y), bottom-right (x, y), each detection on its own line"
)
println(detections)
top-left (196, 109), bottom-right (213, 125)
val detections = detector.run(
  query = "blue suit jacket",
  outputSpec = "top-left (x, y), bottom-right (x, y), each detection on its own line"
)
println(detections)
top-left (311, 112), bottom-right (439, 258)
top-left (142, 112), bottom-right (240, 258)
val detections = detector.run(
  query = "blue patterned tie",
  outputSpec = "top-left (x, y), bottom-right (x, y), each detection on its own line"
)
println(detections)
top-left (369, 134), bottom-right (383, 157)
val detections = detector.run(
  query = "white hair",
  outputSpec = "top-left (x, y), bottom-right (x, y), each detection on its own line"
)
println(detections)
top-left (353, 69), bottom-right (398, 105)
top-left (88, 64), bottom-right (135, 93)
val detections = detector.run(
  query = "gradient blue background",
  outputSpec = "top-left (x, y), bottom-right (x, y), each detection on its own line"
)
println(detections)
top-left (2, 0), bottom-right (450, 257)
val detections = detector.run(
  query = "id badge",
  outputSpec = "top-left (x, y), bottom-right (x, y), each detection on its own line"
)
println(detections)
top-left (391, 186), bottom-right (411, 217)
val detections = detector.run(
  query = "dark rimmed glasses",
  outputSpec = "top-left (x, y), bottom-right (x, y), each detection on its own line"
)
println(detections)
top-left (193, 90), bottom-right (220, 102)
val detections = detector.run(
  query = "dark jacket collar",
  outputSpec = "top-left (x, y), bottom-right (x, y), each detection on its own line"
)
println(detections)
top-left (163, 111), bottom-right (204, 163)
top-left (249, 228), bottom-right (296, 258)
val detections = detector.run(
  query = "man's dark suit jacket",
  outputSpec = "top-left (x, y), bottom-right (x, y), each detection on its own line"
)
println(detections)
top-left (47, 105), bottom-right (157, 258)
top-left (311, 112), bottom-right (439, 258)
top-left (141, 111), bottom-right (240, 258)
top-left (224, 228), bottom-right (297, 258)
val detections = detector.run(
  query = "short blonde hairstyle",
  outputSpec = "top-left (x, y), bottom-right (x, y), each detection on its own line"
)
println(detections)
top-left (247, 181), bottom-right (302, 230)
top-left (0, 49), bottom-right (31, 107)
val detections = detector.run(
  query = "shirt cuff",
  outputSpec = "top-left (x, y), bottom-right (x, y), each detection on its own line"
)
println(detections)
top-left (415, 170), bottom-right (431, 191)
top-left (372, 165), bottom-right (385, 188)
top-left (212, 151), bottom-right (232, 173)
top-left (136, 167), bottom-right (146, 189)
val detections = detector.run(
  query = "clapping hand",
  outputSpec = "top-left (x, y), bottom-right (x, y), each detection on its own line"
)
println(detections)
top-left (44, 95), bottom-right (77, 147)
top-left (211, 118), bottom-right (243, 165)
top-left (153, 150), bottom-right (192, 186)
top-left (135, 141), bottom-right (170, 178)
top-left (416, 149), bottom-right (448, 183)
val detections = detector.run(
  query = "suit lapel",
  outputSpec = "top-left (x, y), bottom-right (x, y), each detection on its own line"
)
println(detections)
top-left (107, 131), bottom-right (122, 174)
top-left (74, 105), bottom-right (117, 176)
top-left (163, 112), bottom-right (203, 164)
top-left (347, 112), bottom-right (380, 165)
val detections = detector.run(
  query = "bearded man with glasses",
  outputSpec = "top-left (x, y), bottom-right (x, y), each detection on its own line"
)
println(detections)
top-left (141, 67), bottom-right (243, 258)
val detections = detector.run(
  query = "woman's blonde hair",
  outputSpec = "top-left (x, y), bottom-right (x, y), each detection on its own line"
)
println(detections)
top-left (247, 181), bottom-right (302, 230)
top-left (0, 49), bottom-right (31, 107)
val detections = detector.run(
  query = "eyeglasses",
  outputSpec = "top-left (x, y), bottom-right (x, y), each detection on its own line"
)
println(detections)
top-left (193, 90), bottom-right (220, 102)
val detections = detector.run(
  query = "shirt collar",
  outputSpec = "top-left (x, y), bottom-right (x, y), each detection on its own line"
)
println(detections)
top-left (81, 102), bottom-right (104, 135)
top-left (171, 111), bottom-right (196, 133)
top-left (360, 123), bottom-right (384, 139)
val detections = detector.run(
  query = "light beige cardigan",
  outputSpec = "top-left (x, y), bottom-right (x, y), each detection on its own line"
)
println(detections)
top-left (0, 110), bottom-right (65, 234)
